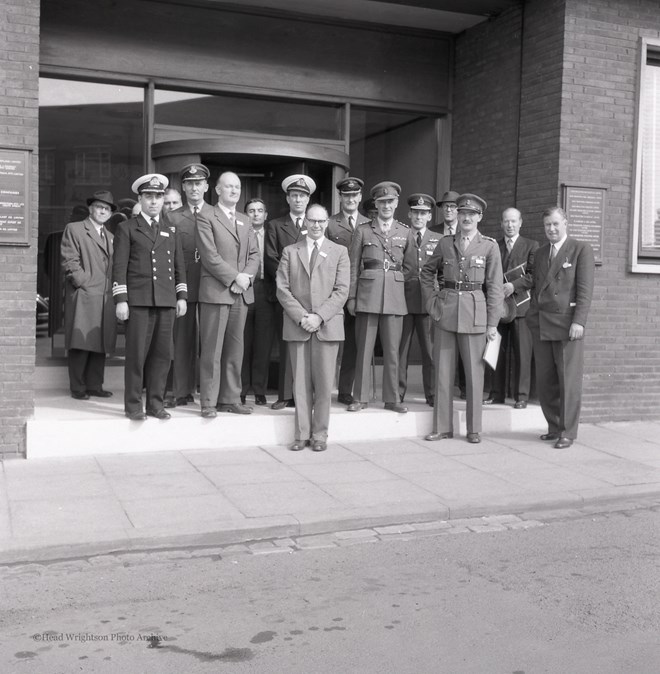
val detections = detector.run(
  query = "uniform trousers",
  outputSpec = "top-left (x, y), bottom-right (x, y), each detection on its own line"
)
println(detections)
top-left (289, 335), bottom-right (339, 443)
top-left (490, 316), bottom-right (533, 402)
top-left (337, 312), bottom-right (357, 398)
top-left (354, 313), bottom-right (402, 404)
top-left (172, 301), bottom-right (198, 399)
top-left (124, 306), bottom-right (175, 414)
top-left (432, 325), bottom-right (487, 434)
top-left (531, 335), bottom-right (584, 440)
top-left (273, 303), bottom-right (294, 401)
top-left (68, 349), bottom-right (106, 393)
top-left (199, 298), bottom-right (247, 408)
top-left (241, 278), bottom-right (274, 397)
top-left (398, 313), bottom-right (434, 401)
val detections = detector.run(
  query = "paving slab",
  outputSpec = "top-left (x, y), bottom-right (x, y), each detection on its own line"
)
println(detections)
top-left (260, 443), bottom-right (363, 464)
top-left (199, 461), bottom-right (307, 486)
top-left (182, 447), bottom-right (278, 467)
top-left (290, 461), bottom-right (396, 484)
top-left (319, 479), bottom-right (441, 508)
top-left (105, 471), bottom-right (218, 500)
top-left (6, 472), bottom-right (115, 501)
top-left (96, 451), bottom-right (197, 475)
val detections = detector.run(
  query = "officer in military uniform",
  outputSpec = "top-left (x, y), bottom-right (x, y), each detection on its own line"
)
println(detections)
top-left (326, 177), bottom-right (370, 405)
top-left (346, 181), bottom-right (415, 413)
top-left (164, 163), bottom-right (214, 407)
top-left (112, 174), bottom-right (187, 421)
top-left (399, 194), bottom-right (441, 406)
top-left (420, 193), bottom-right (503, 443)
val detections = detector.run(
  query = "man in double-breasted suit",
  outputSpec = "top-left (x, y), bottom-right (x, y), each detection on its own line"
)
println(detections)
top-left (526, 206), bottom-right (594, 448)
top-left (420, 193), bottom-right (504, 444)
top-left (164, 163), bottom-right (214, 407)
top-left (398, 194), bottom-right (441, 407)
top-left (196, 171), bottom-right (259, 418)
top-left (112, 174), bottom-right (187, 420)
top-left (346, 181), bottom-right (415, 413)
top-left (264, 174), bottom-right (317, 410)
top-left (277, 204), bottom-right (350, 452)
top-left (61, 189), bottom-right (117, 400)
top-left (485, 207), bottom-right (539, 408)
top-left (326, 176), bottom-right (369, 405)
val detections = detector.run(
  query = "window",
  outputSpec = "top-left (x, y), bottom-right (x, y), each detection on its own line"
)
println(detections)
top-left (632, 39), bottom-right (660, 271)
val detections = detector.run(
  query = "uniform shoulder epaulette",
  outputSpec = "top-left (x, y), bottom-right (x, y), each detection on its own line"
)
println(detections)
top-left (481, 234), bottom-right (497, 242)
top-left (356, 220), bottom-right (371, 228)
top-left (395, 220), bottom-right (410, 228)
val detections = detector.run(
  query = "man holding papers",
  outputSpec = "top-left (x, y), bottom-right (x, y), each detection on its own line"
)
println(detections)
top-left (485, 208), bottom-right (538, 409)
top-left (420, 194), bottom-right (503, 444)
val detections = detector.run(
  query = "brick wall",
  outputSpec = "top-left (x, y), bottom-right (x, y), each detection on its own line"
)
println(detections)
top-left (0, 0), bottom-right (39, 457)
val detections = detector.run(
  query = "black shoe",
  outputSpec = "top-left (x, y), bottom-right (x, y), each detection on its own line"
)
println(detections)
top-left (540, 433), bottom-right (559, 441)
top-left (467, 432), bottom-right (481, 444)
top-left (289, 440), bottom-right (306, 451)
top-left (125, 410), bottom-right (147, 421)
top-left (87, 389), bottom-right (112, 398)
top-left (271, 398), bottom-right (293, 410)
top-left (311, 441), bottom-right (327, 452)
top-left (514, 400), bottom-right (527, 409)
top-left (176, 397), bottom-right (190, 407)
top-left (384, 402), bottom-right (408, 413)
top-left (201, 407), bottom-right (217, 418)
top-left (483, 398), bottom-right (505, 405)
top-left (147, 408), bottom-right (171, 420)
top-left (554, 437), bottom-right (573, 449)
top-left (425, 432), bottom-right (453, 441)
top-left (255, 395), bottom-right (268, 406)
top-left (71, 391), bottom-right (90, 400)
top-left (185, 393), bottom-right (194, 403)
top-left (218, 403), bottom-right (253, 415)
top-left (426, 396), bottom-right (434, 407)
top-left (347, 401), bottom-right (367, 412)
top-left (240, 395), bottom-right (246, 404)
top-left (337, 393), bottom-right (354, 405)
top-left (163, 396), bottom-right (177, 408)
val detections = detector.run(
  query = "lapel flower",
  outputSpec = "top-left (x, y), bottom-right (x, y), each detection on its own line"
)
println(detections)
top-left (562, 258), bottom-right (572, 269)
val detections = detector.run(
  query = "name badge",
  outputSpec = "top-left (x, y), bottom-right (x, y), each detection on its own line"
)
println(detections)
top-left (301, 229), bottom-right (308, 235)
top-left (319, 251), bottom-right (328, 258)
top-left (426, 249), bottom-right (433, 255)
top-left (159, 231), bottom-right (170, 238)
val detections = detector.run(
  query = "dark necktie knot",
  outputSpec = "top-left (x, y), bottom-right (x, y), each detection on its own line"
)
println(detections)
top-left (416, 231), bottom-right (422, 248)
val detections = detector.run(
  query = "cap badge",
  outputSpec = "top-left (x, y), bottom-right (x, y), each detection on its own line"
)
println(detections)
top-left (149, 177), bottom-right (160, 187)
top-left (417, 197), bottom-right (425, 206)
top-left (190, 166), bottom-right (198, 175)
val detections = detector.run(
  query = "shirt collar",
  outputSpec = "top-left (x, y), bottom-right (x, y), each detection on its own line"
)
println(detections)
top-left (552, 234), bottom-right (568, 250)
top-left (217, 203), bottom-right (235, 220)
top-left (307, 235), bottom-right (324, 252)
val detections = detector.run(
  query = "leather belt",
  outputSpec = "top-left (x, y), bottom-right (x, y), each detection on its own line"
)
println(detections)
top-left (443, 280), bottom-right (481, 291)
top-left (363, 260), bottom-right (401, 272)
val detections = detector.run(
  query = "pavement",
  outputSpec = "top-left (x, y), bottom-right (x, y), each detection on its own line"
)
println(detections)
top-left (2, 419), bottom-right (660, 564)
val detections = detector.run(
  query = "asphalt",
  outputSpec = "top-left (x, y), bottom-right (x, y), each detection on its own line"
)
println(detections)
top-left (2, 419), bottom-right (660, 564)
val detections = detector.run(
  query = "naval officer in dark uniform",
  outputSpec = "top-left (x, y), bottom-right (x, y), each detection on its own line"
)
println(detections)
top-left (112, 174), bottom-right (187, 420)
top-left (346, 181), bottom-right (414, 413)
top-left (420, 193), bottom-right (503, 443)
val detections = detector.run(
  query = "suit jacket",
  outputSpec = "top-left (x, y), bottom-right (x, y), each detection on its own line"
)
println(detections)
top-left (498, 234), bottom-right (538, 318)
top-left (196, 205), bottom-right (259, 305)
top-left (420, 230), bottom-right (503, 333)
top-left (165, 202), bottom-right (214, 303)
top-left (526, 236), bottom-right (595, 341)
top-left (326, 211), bottom-right (370, 250)
top-left (348, 220), bottom-right (415, 316)
top-left (112, 214), bottom-right (187, 308)
top-left (276, 238), bottom-right (349, 342)
top-left (405, 228), bottom-right (442, 314)
top-left (61, 217), bottom-right (116, 353)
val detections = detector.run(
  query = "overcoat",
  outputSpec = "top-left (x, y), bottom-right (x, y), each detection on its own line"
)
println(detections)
top-left (61, 218), bottom-right (116, 353)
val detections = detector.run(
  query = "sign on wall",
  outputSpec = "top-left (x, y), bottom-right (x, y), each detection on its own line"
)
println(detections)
top-left (562, 184), bottom-right (606, 265)
top-left (0, 147), bottom-right (31, 246)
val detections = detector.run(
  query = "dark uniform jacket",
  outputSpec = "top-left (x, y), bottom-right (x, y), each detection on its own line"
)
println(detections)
top-left (526, 236), bottom-right (594, 341)
top-left (420, 231), bottom-right (503, 333)
top-left (264, 214), bottom-right (306, 301)
top-left (498, 235), bottom-right (538, 318)
top-left (61, 217), bottom-right (117, 353)
top-left (164, 202), bottom-right (214, 303)
top-left (405, 228), bottom-right (442, 314)
top-left (326, 211), bottom-right (370, 249)
top-left (112, 214), bottom-right (187, 307)
top-left (348, 220), bottom-right (415, 316)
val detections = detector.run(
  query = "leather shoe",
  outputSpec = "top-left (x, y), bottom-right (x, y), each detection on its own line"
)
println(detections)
top-left (311, 441), bottom-right (327, 452)
top-left (218, 403), bottom-right (253, 415)
top-left (163, 396), bottom-right (177, 408)
top-left (467, 432), bottom-right (481, 444)
top-left (483, 398), bottom-right (505, 405)
top-left (271, 398), bottom-right (294, 410)
top-left (255, 395), bottom-right (268, 406)
top-left (347, 401), bottom-right (367, 412)
top-left (554, 437), bottom-right (573, 449)
top-left (176, 397), bottom-right (190, 407)
top-left (540, 433), bottom-right (559, 441)
top-left (71, 391), bottom-right (90, 400)
top-left (426, 396), bottom-right (434, 407)
top-left (147, 408), bottom-right (171, 420)
top-left (185, 393), bottom-right (194, 403)
top-left (240, 395), bottom-right (246, 404)
top-left (384, 402), bottom-right (408, 413)
top-left (125, 410), bottom-right (147, 421)
top-left (289, 440), bottom-right (306, 451)
top-left (87, 389), bottom-right (112, 398)
top-left (425, 432), bottom-right (453, 441)
top-left (337, 393), bottom-right (354, 405)
top-left (201, 407), bottom-right (217, 418)
top-left (514, 400), bottom-right (527, 409)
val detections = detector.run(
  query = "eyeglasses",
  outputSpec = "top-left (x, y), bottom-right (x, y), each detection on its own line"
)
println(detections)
top-left (443, 204), bottom-right (458, 210)
top-left (306, 219), bottom-right (328, 225)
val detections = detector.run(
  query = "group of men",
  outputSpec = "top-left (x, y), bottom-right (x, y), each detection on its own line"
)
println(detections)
top-left (60, 165), bottom-right (594, 452)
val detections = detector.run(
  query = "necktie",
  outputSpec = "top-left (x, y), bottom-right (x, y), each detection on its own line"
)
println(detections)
top-left (348, 215), bottom-right (354, 229)
top-left (460, 236), bottom-right (469, 252)
top-left (150, 218), bottom-right (159, 236)
top-left (309, 242), bottom-right (319, 271)
top-left (549, 244), bottom-right (557, 264)
top-left (447, 226), bottom-right (454, 236)
top-left (256, 230), bottom-right (264, 279)
top-left (193, 206), bottom-right (199, 220)
top-left (296, 217), bottom-right (302, 229)
top-left (416, 232), bottom-right (422, 248)
top-left (506, 238), bottom-right (513, 252)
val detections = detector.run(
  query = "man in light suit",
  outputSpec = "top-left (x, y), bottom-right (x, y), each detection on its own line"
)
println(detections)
top-left (196, 171), bottom-right (259, 418)
top-left (277, 204), bottom-right (350, 452)
top-left (61, 189), bottom-right (117, 400)
top-left (264, 174), bottom-right (317, 410)
top-left (164, 163), bottom-right (214, 408)
top-left (526, 206), bottom-right (595, 448)
top-left (326, 176), bottom-right (369, 405)
top-left (398, 193), bottom-right (441, 406)
top-left (485, 207), bottom-right (539, 409)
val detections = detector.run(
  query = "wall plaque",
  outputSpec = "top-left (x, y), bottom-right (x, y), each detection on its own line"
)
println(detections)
top-left (0, 147), bottom-right (31, 246)
top-left (562, 184), bottom-right (606, 265)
